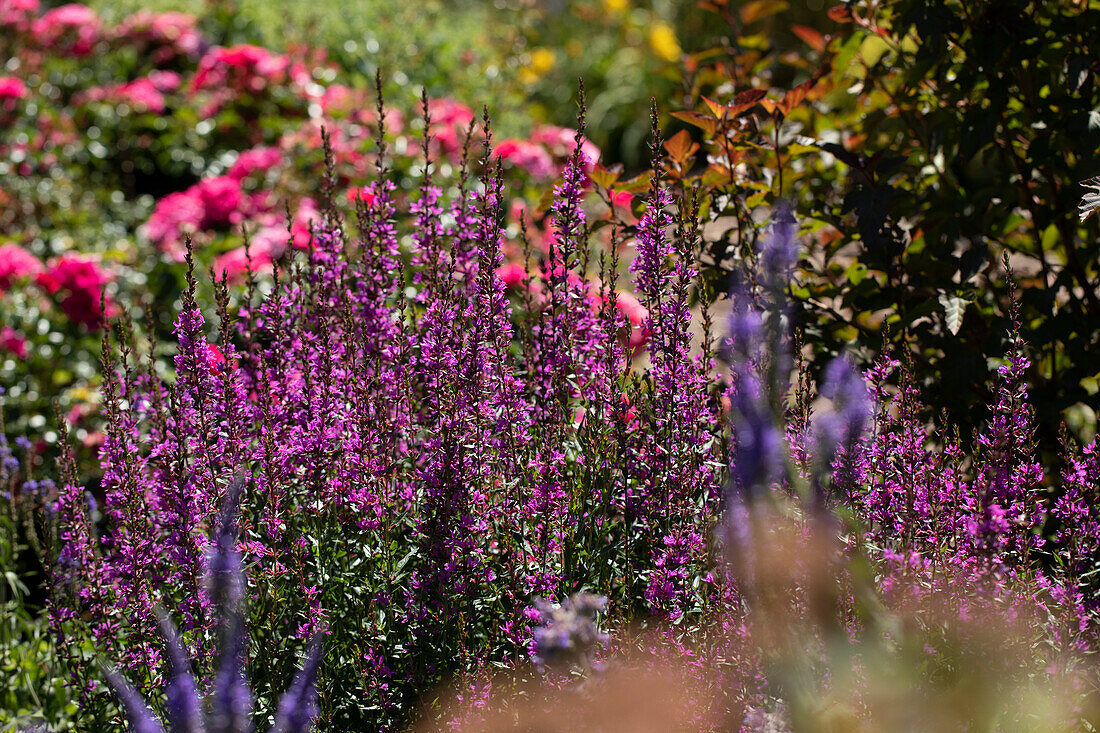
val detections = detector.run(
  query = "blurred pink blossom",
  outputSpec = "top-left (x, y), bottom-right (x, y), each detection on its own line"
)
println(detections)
top-left (496, 139), bottom-right (556, 180)
top-left (32, 4), bottom-right (101, 56)
top-left (191, 43), bottom-right (291, 95)
top-left (0, 0), bottom-right (40, 32)
top-left (495, 263), bottom-right (528, 289)
top-left (0, 326), bottom-right (28, 359)
top-left (530, 124), bottom-right (600, 169)
top-left (0, 243), bottom-right (43, 292)
top-left (229, 146), bottom-right (282, 180)
top-left (35, 254), bottom-right (112, 328)
top-left (197, 176), bottom-right (244, 227)
top-left (112, 10), bottom-right (205, 64)
top-left (0, 76), bottom-right (27, 101)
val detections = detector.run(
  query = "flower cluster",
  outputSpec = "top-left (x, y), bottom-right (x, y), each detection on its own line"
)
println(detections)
top-left (49, 119), bottom-right (725, 729)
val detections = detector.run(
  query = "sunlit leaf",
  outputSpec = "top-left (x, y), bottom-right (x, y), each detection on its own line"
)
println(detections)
top-left (791, 24), bottom-right (827, 53)
top-left (939, 294), bottom-right (968, 335)
top-left (740, 0), bottom-right (789, 25)
top-left (1080, 177), bottom-right (1100, 222)
top-left (669, 110), bottom-right (717, 136)
top-left (589, 164), bottom-right (621, 190)
top-left (663, 129), bottom-right (699, 164)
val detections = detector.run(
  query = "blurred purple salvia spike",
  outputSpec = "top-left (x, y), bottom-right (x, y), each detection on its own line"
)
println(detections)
top-left (103, 667), bottom-right (168, 733)
top-left (208, 479), bottom-right (252, 733)
top-left (730, 365), bottom-right (785, 501)
top-left (758, 199), bottom-right (798, 291)
top-left (529, 592), bottom-right (608, 672)
top-left (815, 355), bottom-right (873, 462)
top-left (155, 610), bottom-right (204, 733)
top-left (206, 479), bottom-right (246, 622)
top-left (724, 279), bottom-right (764, 364)
top-left (210, 636), bottom-right (252, 733)
top-left (812, 355), bottom-right (873, 507)
top-left (267, 633), bottom-right (325, 733)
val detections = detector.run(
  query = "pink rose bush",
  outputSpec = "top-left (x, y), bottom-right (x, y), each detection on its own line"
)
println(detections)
top-left (34, 254), bottom-right (112, 327)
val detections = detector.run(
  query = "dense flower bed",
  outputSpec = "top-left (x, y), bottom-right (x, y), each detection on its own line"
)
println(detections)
top-left (26, 126), bottom-right (1100, 729)
top-left (5, 2), bottom-right (1100, 732)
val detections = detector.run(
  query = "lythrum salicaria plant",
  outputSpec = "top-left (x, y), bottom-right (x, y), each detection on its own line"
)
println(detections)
top-left (45, 87), bottom-right (1100, 730)
top-left (103, 481), bottom-right (324, 733)
top-left (49, 94), bottom-right (730, 730)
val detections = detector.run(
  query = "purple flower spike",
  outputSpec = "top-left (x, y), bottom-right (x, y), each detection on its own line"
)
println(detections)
top-left (731, 366), bottom-right (784, 499)
top-left (156, 611), bottom-right (203, 733)
top-left (99, 480), bottom-right (320, 733)
top-left (529, 592), bottom-right (608, 672)
top-left (758, 199), bottom-right (798, 289)
top-left (724, 282), bottom-right (764, 363)
top-left (815, 355), bottom-right (873, 459)
top-left (103, 668), bottom-right (168, 733)
top-left (210, 628), bottom-right (252, 733)
top-left (268, 633), bottom-right (326, 733)
top-left (206, 480), bottom-right (246, 618)
top-left (208, 482), bottom-right (252, 733)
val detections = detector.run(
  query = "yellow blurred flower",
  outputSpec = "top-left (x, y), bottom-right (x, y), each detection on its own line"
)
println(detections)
top-left (530, 47), bottom-right (556, 74)
top-left (603, 0), bottom-right (629, 12)
top-left (521, 47), bottom-right (556, 85)
top-left (648, 21), bottom-right (681, 63)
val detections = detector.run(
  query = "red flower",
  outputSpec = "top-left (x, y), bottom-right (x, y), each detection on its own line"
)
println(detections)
top-left (35, 255), bottom-right (112, 328)
top-left (345, 186), bottom-right (377, 206)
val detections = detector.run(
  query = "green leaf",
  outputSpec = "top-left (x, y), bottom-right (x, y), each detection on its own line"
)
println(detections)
top-left (938, 294), bottom-right (968, 335)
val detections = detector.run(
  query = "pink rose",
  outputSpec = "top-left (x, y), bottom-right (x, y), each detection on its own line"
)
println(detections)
top-left (197, 176), bottom-right (243, 227)
top-left (0, 243), bottom-right (43, 292)
top-left (32, 4), bottom-right (101, 56)
top-left (143, 189), bottom-right (204, 250)
top-left (1, 0), bottom-right (40, 32)
top-left (496, 139), bottom-right (556, 180)
top-left (35, 255), bottom-right (112, 328)
top-left (229, 146), bottom-right (282, 180)
top-left (0, 76), bottom-right (27, 101)
top-left (117, 78), bottom-right (166, 113)
top-left (0, 326), bottom-right (28, 359)
top-left (530, 124), bottom-right (600, 168)
top-left (495, 263), bottom-right (528, 289)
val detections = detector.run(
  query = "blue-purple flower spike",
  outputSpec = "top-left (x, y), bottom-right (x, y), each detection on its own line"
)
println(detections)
top-left (156, 610), bottom-right (203, 733)
top-left (207, 480), bottom-right (246, 619)
top-left (208, 480), bottom-right (252, 733)
top-left (101, 476), bottom-right (321, 733)
top-left (815, 355), bottom-right (872, 461)
top-left (730, 366), bottom-right (785, 500)
top-left (758, 199), bottom-right (798, 290)
top-left (103, 668), bottom-right (168, 733)
top-left (268, 634), bottom-right (326, 733)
